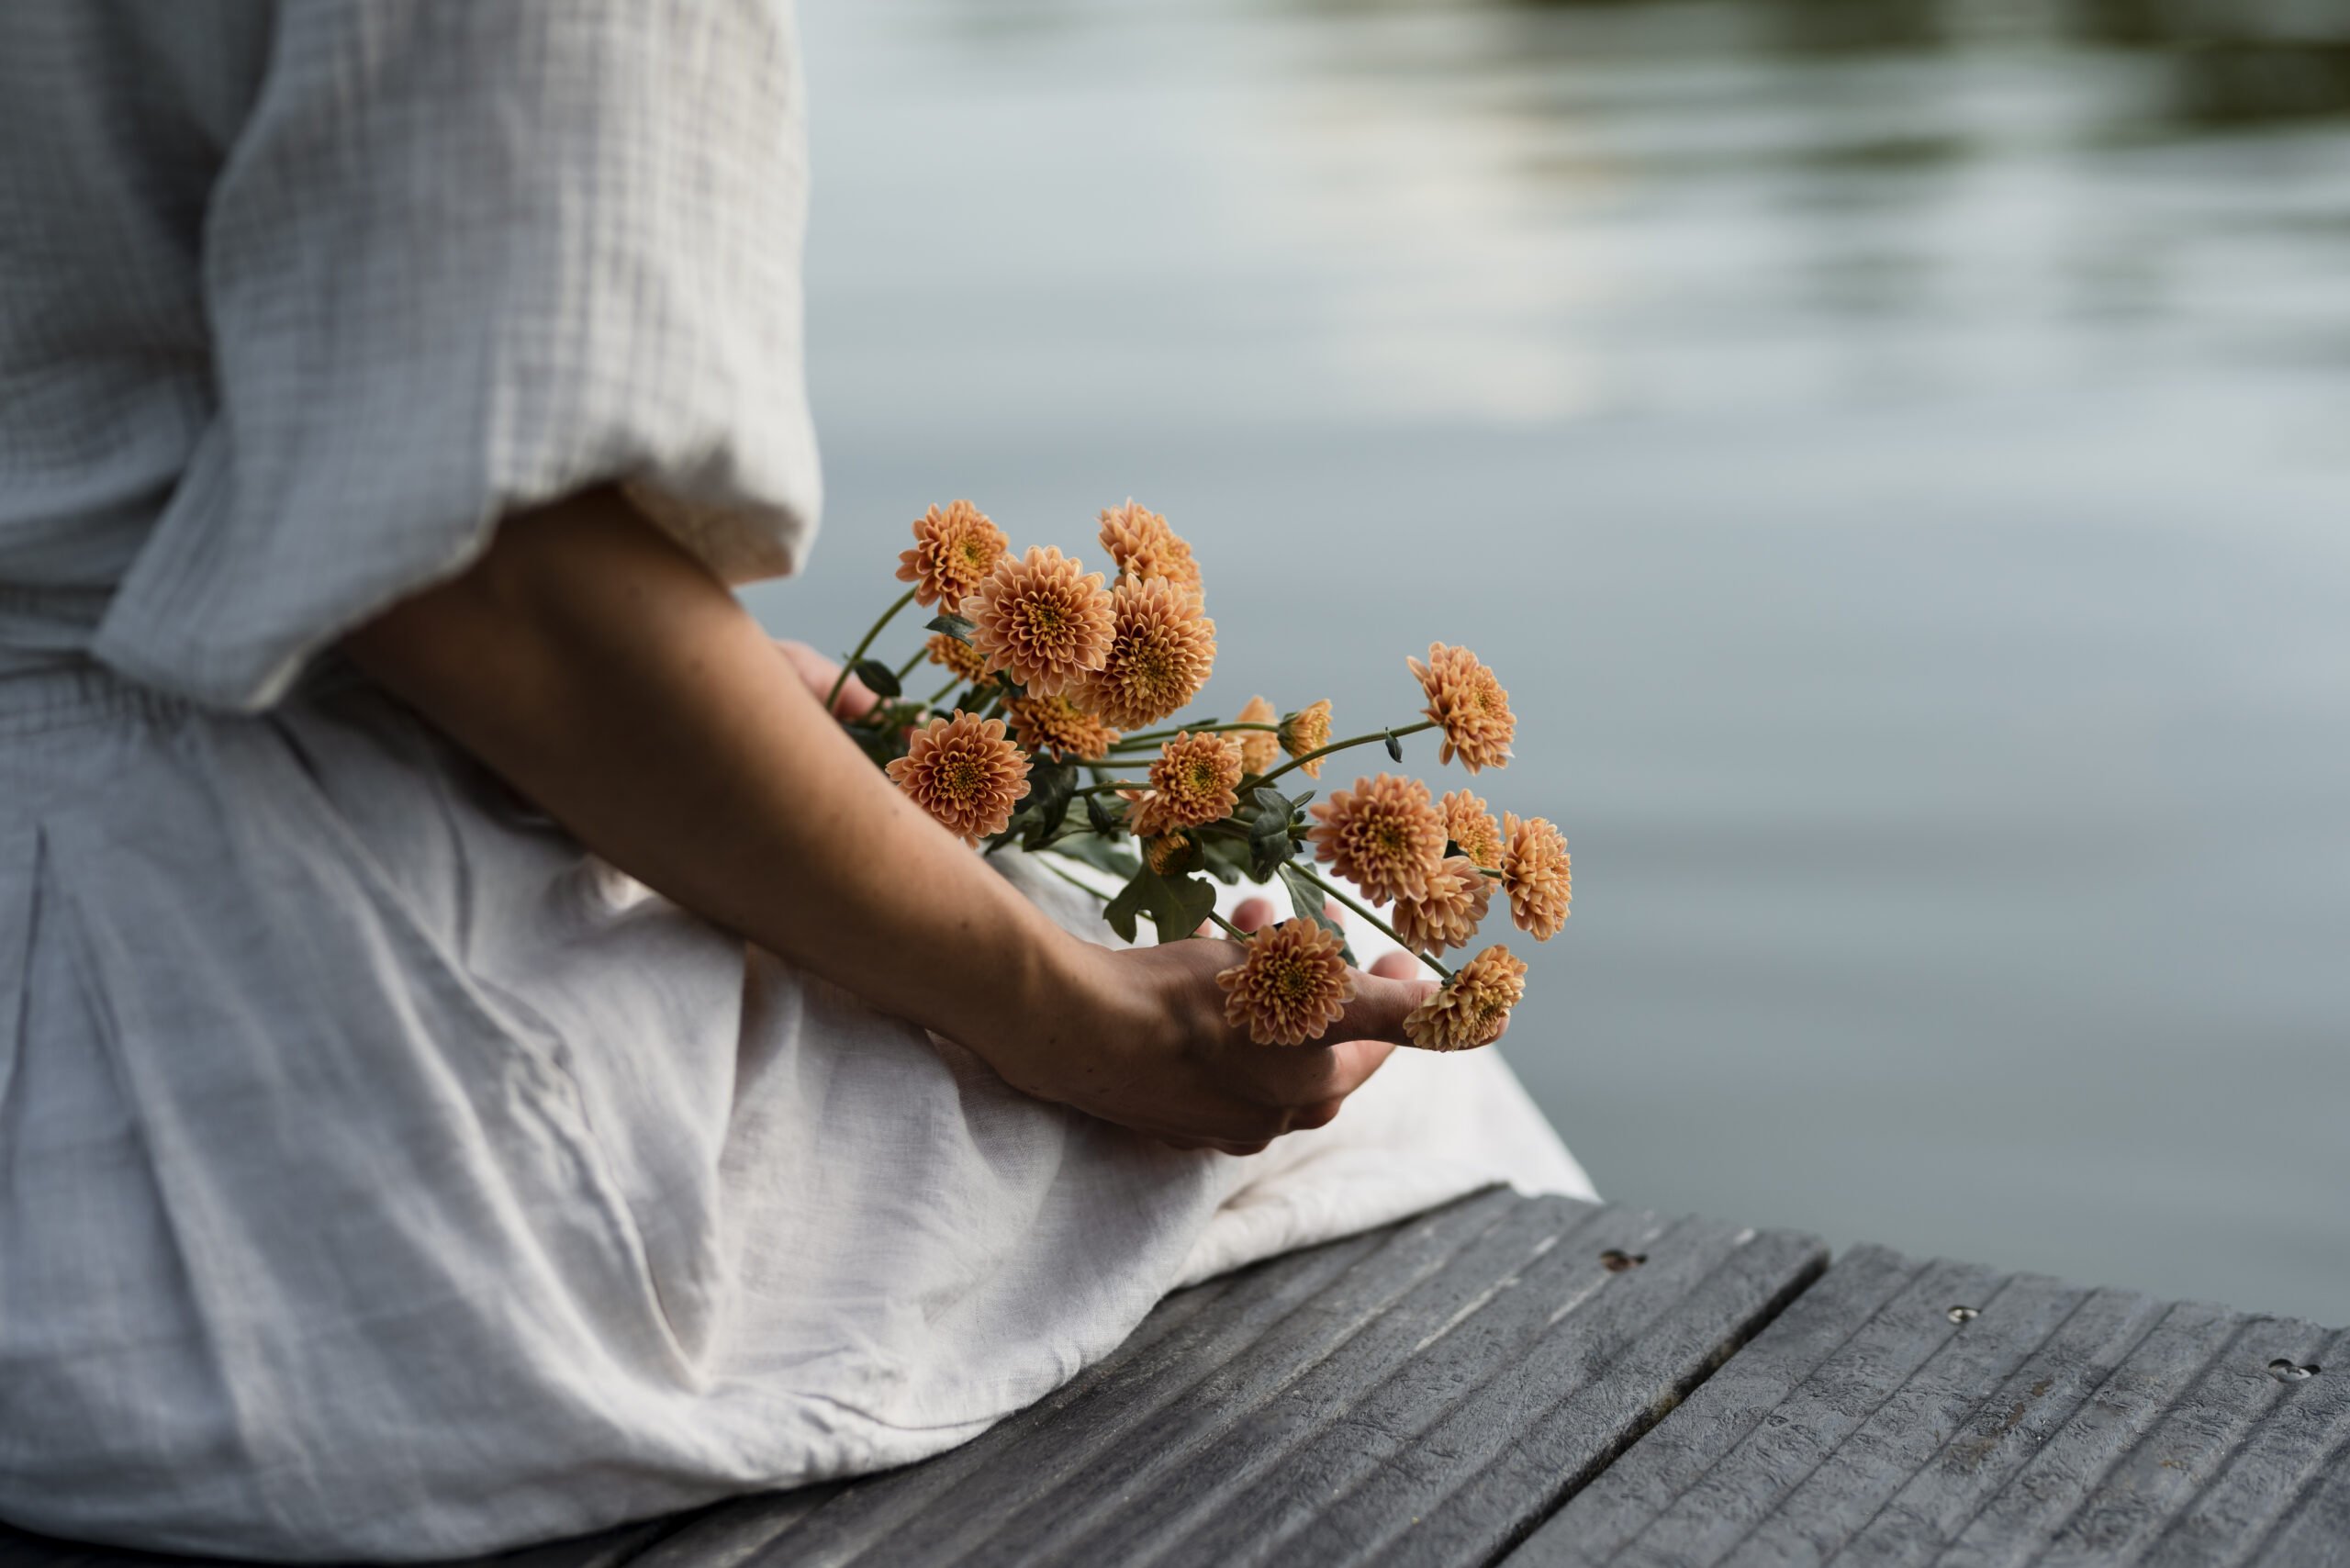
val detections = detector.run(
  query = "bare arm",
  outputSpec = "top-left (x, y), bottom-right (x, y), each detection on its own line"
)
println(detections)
top-left (343, 487), bottom-right (1427, 1153)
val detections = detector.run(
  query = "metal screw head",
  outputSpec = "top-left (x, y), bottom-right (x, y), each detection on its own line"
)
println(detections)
top-left (1946, 1305), bottom-right (1981, 1324)
top-left (1600, 1249), bottom-right (1647, 1273)
top-left (2269, 1359), bottom-right (2320, 1382)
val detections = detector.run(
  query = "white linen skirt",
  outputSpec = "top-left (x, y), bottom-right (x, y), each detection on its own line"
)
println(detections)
top-left (0, 660), bottom-right (1590, 1562)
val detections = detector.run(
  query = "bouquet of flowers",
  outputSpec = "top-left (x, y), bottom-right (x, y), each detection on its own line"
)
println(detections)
top-left (829, 498), bottom-right (1571, 1051)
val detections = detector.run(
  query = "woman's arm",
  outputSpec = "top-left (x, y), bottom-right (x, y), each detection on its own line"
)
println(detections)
top-left (343, 487), bottom-right (1427, 1153)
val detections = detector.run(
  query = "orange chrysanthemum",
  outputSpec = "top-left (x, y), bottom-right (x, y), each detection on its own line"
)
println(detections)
top-left (1280, 700), bottom-right (1334, 779)
top-left (1004, 692), bottom-right (1121, 762)
top-left (884, 712), bottom-right (1032, 846)
top-left (1081, 577), bottom-right (1215, 730)
top-left (1500, 812), bottom-right (1572, 941)
top-left (1125, 731), bottom-right (1245, 838)
top-left (1390, 856), bottom-right (1494, 958)
top-left (1234, 696), bottom-right (1281, 775)
top-left (925, 632), bottom-right (990, 687)
top-left (895, 500), bottom-right (1009, 609)
top-left (1217, 918), bottom-right (1358, 1046)
top-left (1404, 945), bottom-right (1527, 1052)
top-left (1307, 773), bottom-right (1446, 905)
top-left (1440, 790), bottom-right (1505, 870)
top-left (1407, 644), bottom-right (1515, 774)
top-left (1098, 499), bottom-right (1203, 606)
top-left (1144, 833), bottom-right (1193, 875)
top-left (960, 546), bottom-right (1114, 697)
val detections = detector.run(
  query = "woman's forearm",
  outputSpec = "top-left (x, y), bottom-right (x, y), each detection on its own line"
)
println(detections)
top-left (342, 487), bottom-right (1087, 1063)
top-left (345, 487), bottom-right (1426, 1151)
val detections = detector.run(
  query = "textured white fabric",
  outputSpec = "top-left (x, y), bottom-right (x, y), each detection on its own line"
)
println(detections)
top-left (0, 1), bottom-right (821, 711)
top-left (0, 4), bottom-right (1593, 1560)
top-left (0, 667), bottom-right (1590, 1559)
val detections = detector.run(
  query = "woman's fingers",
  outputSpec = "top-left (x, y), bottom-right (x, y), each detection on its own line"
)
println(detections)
top-left (1330, 969), bottom-right (1437, 1050)
top-left (771, 638), bottom-right (879, 719)
top-left (1368, 949), bottom-right (1420, 980)
top-left (1232, 896), bottom-right (1276, 932)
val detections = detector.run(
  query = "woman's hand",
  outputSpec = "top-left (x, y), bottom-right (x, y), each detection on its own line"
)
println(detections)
top-left (974, 896), bottom-right (1431, 1158)
top-left (982, 893), bottom-right (1432, 1156)
top-left (343, 487), bottom-right (1409, 1154)
top-left (772, 640), bottom-right (879, 721)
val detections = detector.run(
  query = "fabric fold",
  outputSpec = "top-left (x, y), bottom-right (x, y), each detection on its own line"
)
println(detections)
top-left (87, 1), bottom-right (822, 712)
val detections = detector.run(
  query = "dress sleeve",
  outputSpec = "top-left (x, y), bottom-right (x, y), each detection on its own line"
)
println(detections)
top-left (93, 0), bottom-right (822, 711)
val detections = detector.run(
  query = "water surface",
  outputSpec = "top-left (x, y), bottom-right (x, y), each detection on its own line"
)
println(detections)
top-left (755, 0), bottom-right (2350, 1319)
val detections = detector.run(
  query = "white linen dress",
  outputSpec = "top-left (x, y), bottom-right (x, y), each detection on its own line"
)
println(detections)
top-left (0, 4), bottom-right (1593, 1561)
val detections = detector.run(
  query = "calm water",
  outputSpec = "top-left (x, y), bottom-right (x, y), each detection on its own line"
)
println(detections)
top-left (752, 0), bottom-right (2350, 1320)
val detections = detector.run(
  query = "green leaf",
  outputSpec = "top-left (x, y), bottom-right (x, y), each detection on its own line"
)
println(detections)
top-left (1050, 834), bottom-right (1140, 879)
top-left (1103, 872), bottom-right (1147, 944)
top-left (925, 612), bottom-right (976, 642)
top-left (1013, 757), bottom-right (1078, 847)
top-left (1084, 791), bottom-right (1123, 836)
top-left (1278, 864), bottom-right (1342, 938)
top-left (1247, 802), bottom-right (1296, 879)
top-left (1198, 834), bottom-right (1250, 885)
top-left (1140, 869), bottom-right (1219, 944)
top-left (1109, 865), bottom-right (1216, 945)
top-left (853, 658), bottom-right (903, 699)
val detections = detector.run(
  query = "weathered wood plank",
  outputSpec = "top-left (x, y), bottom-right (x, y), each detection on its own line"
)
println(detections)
top-left (767, 1186), bottom-right (1538, 1567)
top-left (762, 1193), bottom-right (1823, 1568)
top-left (1502, 1248), bottom-right (2346, 1568)
top-left (0, 1192), bottom-right (1829, 1568)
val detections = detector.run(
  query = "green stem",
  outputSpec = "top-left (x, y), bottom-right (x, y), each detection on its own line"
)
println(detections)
top-left (894, 647), bottom-right (926, 682)
top-left (1203, 907), bottom-right (1248, 941)
top-left (827, 587), bottom-right (919, 713)
top-left (1291, 863), bottom-right (1453, 982)
top-left (1253, 719), bottom-right (1438, 793)
top-left (1034, 854), bottom-right (1112, 906)
top-left (924, 675), bottom-right (966, 708)
top-left (1107, 721), bottom-right (1279, 750)
top-left (1072, 780), bottom-right (1148, 799)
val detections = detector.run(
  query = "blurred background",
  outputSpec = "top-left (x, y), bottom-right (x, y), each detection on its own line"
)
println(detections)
top-left (749, 0), bottom-right (2350, 1320)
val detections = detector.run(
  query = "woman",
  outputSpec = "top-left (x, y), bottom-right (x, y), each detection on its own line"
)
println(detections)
top-left (0, 4), bottom-right (1589, 1559)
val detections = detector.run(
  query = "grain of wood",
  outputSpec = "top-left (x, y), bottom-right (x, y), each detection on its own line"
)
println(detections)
top-left (1503, 1249), bottom-right (2347, 1568)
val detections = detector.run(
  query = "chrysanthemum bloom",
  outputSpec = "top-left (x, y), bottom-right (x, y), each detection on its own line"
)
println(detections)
top-left (1234, 696), bottom-right (1280, 775)
top-left (1144, 833), bottom-right (1192, 875)
top-left (1279, 700), bottom-right (1334, 779)
top-left (1217, 918), bottom-right (1357, 1047)
top-left (1127, 732), bottom-right (1243, 837)
top-left (1440, 790), bottom-right (1505, 870)
top-left (1004, 692), bottom-right (1121, 761)
top-left (960, 545), bottom-right (1114, 697)
top-left (1307, 773), bottom-right (1446, 905)
top-left (1390, 856), bottom-right (1494, 957)
top-left (1500, 812), bottom-right (1572, 941)
top-left (1081, 577), bottom-right (1215, 730)
top-left (895, 500), bottom-right (1009, 609)
top-left (1404, 944), bottom-right (1527, 1052)
top-left (1098, 498), bottom-right (1203, 605)
top-left (925, 632), bottom-right (990, 687)
top-left (1407, 644), bottom-right (1515, 774)
top-left (884, 712), bottom-right (1032, 846)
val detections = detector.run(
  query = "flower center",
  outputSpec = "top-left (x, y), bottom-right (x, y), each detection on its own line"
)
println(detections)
top-left (1022, 599), bottom-right (1067, 640)
top-left (940, 755), bottom-right (985, 801)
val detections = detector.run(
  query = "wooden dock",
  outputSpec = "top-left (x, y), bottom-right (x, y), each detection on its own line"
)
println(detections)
top-left (5, 1190), bottom-right (2341, 1567)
